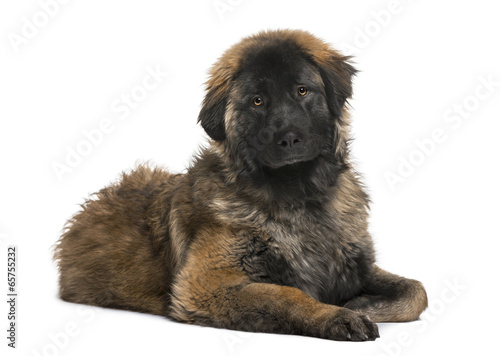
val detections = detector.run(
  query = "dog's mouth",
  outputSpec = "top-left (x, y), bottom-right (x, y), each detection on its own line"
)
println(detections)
top-left (261, 151), bottom-right (320, 170)
top-left (268, 155), bottom-right (315, 168)
top-left (263, 142), bottom-right (321, 169)
top-left (260, 158), bottom-right (317, 181)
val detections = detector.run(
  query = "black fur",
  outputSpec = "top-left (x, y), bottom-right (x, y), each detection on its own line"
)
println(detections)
top-left (55, 30), bottom-right (428, 343)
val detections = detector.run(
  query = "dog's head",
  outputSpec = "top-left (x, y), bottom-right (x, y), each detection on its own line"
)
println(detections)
top-left (198, 29), bottom-right (356, 176)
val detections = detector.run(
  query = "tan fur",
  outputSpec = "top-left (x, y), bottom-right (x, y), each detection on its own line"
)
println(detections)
top-left (55, 30), bottom-right (427, 341)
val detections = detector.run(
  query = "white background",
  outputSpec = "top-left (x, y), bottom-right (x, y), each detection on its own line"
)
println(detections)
top-left (1, 0), bottom-right (499, 355)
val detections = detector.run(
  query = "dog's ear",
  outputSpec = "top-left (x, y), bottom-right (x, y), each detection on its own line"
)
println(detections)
top-left (197, 70), bottom-right (231, 141)
top-left (315, 52), bottom-right (357, 164)
top-left (198, 85), bottom-right (227, 141)
top-left (317, 54), bottom-right (357, 119)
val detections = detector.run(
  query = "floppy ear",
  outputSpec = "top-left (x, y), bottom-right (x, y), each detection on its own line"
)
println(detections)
top-left (197, 34), bottom-right (246, 141)
top-left (317, 54), bottom-right (357, 120)
top-left (197, 80), bottom-right (229, 141)
top-left (316, 53), bottom-right (357, 163)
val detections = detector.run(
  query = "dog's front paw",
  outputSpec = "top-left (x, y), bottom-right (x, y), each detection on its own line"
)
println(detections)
top-left (322, 308), bottom-right (379, 341)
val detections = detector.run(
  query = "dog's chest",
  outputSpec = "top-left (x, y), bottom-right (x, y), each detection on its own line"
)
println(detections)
top-left (241, 217), bottom-right (366, 305)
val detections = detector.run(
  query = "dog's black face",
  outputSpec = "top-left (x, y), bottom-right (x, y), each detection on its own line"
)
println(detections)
top-left (229, 44), bottom-right (333, 170)
top-left (198, 34), bottom-right (356, 183)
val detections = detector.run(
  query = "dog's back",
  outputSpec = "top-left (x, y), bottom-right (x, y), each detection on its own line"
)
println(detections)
top-left (54, 165), bottom-right (178, 315)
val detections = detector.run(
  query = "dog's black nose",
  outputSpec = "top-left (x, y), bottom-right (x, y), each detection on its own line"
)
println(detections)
top-left (276, 131), bottom-right (303, 149)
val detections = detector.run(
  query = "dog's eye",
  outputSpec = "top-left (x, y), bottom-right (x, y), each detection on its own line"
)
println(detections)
top-left (253, 96), bottom-right (263, 106)
top-left (298, 86), bottom-right (308, 96)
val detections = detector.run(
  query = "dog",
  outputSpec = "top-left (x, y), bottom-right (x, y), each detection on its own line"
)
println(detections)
top-left (55, 29), bottom-right (428, 341)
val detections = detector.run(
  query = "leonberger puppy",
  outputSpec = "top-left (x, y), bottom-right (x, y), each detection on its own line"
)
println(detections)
top-left (55, 29), bottom-right (428, 341)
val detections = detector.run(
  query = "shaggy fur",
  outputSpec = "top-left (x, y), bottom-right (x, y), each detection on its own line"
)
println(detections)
top-left (55, 29), bottom-right (427, 341)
